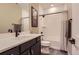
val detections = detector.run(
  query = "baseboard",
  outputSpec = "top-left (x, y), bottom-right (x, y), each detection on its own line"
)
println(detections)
top-left (50, 46), bottom-right (68, 53)
top-left (60, 50), bottom-right (68, 53)
top-left (50, 46), bottom-right (61, 50)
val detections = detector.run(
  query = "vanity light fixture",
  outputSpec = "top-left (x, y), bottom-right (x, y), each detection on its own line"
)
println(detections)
top-left (50, 4), bottom-right (54, 7)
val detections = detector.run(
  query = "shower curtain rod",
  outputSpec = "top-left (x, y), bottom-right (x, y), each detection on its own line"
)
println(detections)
top-left (21, 11), bottom-right (67, 19)
top-left (39, 11), bottom-right (67, 16)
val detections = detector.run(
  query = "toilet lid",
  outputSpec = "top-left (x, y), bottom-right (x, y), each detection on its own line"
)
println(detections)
top-left (41, 41), bottom-right (50, 44)
top-left (41, 41), bottom-right (50, 46)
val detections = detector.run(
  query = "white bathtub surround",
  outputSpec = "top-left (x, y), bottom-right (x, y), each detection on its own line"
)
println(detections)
top-left (0, 33), bottom-right (41, 53)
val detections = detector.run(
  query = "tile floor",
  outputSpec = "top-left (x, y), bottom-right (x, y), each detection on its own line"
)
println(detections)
top-left (41, 46), bottom-right (68, 55)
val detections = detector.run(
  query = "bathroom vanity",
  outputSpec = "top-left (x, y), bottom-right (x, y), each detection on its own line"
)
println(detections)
top-left (0, 33), bottom-right (41, 55)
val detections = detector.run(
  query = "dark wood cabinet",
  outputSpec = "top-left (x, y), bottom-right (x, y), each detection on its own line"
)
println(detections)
top-left (0, 36), bottom-right (41, 55)
top-left (20, 38), bottom-right (36, 54)
top-left (21, 49), bottom-right (31, 55)
top-left (31, 42), bottom-right (41, 55)
top-left (0, 46), bottom-right (19, 55)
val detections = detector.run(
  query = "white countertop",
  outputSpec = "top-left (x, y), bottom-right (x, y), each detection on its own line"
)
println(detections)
top-left (0, 33), bottom-right (41, 53)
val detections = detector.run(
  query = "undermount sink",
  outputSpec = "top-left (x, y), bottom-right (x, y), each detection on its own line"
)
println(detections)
top-left (14, 34), bottom-right (34, 40)
top-left (0, 32), bottom-right (41, 40)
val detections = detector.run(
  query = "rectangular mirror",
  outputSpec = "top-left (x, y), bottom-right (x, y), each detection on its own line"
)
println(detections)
top-left (0, 3), bottom-right (30, 33)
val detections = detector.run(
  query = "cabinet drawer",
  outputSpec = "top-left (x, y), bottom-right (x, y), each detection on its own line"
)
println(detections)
top-left (0, 46), bottom-right (19, 55)
top-left (20, 39), bottom-right (36, 53)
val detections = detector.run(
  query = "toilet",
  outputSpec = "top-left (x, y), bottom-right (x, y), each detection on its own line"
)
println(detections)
top-left (41, 40), bottom-right (50, 54)
top-left (40, 32), bottom-right (51, 54)
top-left (41, 40), bottom-right (50, 46)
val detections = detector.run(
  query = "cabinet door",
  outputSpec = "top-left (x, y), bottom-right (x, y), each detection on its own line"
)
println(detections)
top-left (31, 42), bottom-right (41, 55)
top-left (21, 49), bottom-right (31, 55)
top-left (20, 38), bottom-right (36, 53)
top-left (0, 46), bottom-right (19, 55)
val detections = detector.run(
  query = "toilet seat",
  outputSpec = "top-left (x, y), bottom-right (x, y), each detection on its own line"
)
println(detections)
top-left (41, 41), bottom-right (50, 46)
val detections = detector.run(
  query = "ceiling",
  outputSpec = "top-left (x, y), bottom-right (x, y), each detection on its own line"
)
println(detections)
top-left (39, 3), bottom-right (65, 10)
top-left (17, 3), bottom-right (66, 10)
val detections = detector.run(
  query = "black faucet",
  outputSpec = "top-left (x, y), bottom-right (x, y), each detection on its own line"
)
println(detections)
top-left (15, 30), bottom-right (19, 37)
top-left (13, 24), bottom-right (21, 37)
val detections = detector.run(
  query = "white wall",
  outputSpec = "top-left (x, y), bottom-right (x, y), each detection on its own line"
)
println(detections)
top-left (65, 3), bottom-right (79, 55)
top-left (63, 3), bottom-right (79, 55)
top-left (72, 4), bottom-right (79, 55)
top-left (66, 4), bottom-right (72, 19)
top-left (72, 4), bottom-right (79, 36)
top-left (20, 4), bottom-right (30, 33)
